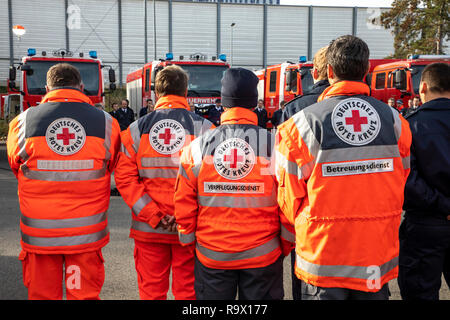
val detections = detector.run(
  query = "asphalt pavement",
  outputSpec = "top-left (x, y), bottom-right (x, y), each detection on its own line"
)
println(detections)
top-left (0, 145), bottom-right (448, 300)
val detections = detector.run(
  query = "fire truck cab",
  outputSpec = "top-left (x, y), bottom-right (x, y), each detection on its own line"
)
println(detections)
top-left (255, 56), bottom-right (314, 128)
top-left (7, 48), bottom-right (116, 115)
top-left (126, 53), bottom-right (230, 118)
top-left (256, 57), bottom-right (404, 128)
top-left (370, 55), bottom-right (450, 107)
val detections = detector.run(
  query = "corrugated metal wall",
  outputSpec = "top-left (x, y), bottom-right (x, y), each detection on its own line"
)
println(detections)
top-left (172, 2), bottom-right (216, 60)
top-left (266, 6), bottom-right (309, 66)
top-left (1, 0), bottom-right (409, 85)
top-left (311, 7), bottom-right (353, 55)
top-left (0, 0), bottom-right (10, 82)
top-left (356, 8), bottom-right (395, 58)
top-left (220, 4), bottom-right (264, 68)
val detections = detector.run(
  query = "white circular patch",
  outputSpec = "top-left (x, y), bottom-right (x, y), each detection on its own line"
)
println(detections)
top-left (213, 138), bottom-right (256, 180)
top-left (45, 118), bottom-right (86, 156)
top-left (331, 98), bottom-right (381, 146)
top-left (149, 119), bottom-right (186, 155)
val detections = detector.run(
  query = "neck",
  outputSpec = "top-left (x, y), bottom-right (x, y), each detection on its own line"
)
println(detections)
top-left (423, 92), bottom-right (450, 103)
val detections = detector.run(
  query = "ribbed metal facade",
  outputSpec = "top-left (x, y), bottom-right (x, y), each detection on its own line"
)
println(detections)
top-left (1, 0), bottom-right (425, 85)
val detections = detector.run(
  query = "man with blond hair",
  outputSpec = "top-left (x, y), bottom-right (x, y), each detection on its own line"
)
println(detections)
top-left (278, 46), bottom-right (329, 300)
top-left (280, 46), bottom-right (330, 123)
top-left (114, 65), bottom-right (214, 300)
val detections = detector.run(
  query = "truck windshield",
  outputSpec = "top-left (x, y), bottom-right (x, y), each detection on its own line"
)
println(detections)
top-left (300, 66), bottom-right (314, 95)
top-left (25, 60), bottom-right (100, 96)
top-left (179, 64), bottom-right (229, 97)
top-left (410, 65), bottom-right (425, 95)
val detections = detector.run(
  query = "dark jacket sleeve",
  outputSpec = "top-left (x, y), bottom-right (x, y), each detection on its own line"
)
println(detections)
top-left (404, 142), bottom-right (450, 215)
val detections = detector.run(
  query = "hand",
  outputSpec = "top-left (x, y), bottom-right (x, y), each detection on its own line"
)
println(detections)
top-left (159, 214), bottom-right (176, 230)
top-left (447, 215), bottom-right (450, 220)
top-left (167, 222), bottom-right (178, 233)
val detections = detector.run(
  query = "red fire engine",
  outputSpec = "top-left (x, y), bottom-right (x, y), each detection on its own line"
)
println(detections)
top-left (255, 57), bottom-right (314, 128)
top-left (126, 53), bottom-right (230, 117)
top-left (256, 57), bottom-right (401, 128)
top-left (370, 55), bottom-right (450, 108)
top-left (5, 48), bottom-right (116, 119)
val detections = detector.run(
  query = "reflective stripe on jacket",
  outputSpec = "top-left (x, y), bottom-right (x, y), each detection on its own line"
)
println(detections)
top-left (7, 88), bottom-right (121, 254)
top-left (276, 81), bottom-right (412, 291)
top-left (174, 107), bottom-right (295, 270)
top-left (114, 95), bottom-right (214, 244)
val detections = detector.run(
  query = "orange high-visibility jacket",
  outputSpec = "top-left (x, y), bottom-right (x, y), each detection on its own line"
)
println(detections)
top-left (174, 107), bottom-right (295, 270)
top-left (114, 95), bottom-right (214, 244)
top-left (276, 81), bottom-right (412, 292)
top-left (7, 88), bottom-right (121, 254)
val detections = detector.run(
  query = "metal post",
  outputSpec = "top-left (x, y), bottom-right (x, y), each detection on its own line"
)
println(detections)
top-left (118, 0), bottom-right (123, 86)
top-left (153, 0), bottom-right (157, 59)
top-left (168, 0), bottom-right (172, 54)
top-left (263, 4), bottom-right (267, 68)
top-left (352, 7), bottom-right (358, 36)
top-left (8, 0), bottom-right (14, 65)
top-left (307, 5), bottom-right (313, 61)
top-left (65, 0), bottom-right (70, 51)
top-left (230, 23), bottom-right (235, 67)
top-left (217, 0), bottom-right (221, 57)
top-left (144, 0), bottom-right (148, 63)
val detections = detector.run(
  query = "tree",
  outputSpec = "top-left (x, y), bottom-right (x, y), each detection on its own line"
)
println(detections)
top-left (376, 0), bottom-right (449, 58)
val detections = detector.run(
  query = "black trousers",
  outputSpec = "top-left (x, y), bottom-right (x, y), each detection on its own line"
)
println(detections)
top-left (398, 216), bottom-right (450, 300)
top-left (300, 281), bottom-right (390, 300)
top-left (194, 254), bottom-right (284, 300)
top-left (291, 249), bottom-right (302, 300)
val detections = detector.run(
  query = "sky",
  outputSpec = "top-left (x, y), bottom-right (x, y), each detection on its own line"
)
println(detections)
top-left (280, 0), bottom-right (393, 7)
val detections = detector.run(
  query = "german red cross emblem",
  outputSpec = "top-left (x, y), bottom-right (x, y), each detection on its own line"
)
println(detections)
top-left (331, 98), bottom-right (381, 146)
top-left (150, 119), bottom-right (186, 155)
top-left (213, 138), bottom-right (256, 180)
top-left (45, 118), bottom-right (86, 156)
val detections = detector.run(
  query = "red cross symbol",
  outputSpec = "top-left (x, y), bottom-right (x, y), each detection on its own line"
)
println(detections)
top-left (159, 128), bottom-right (175, 145)
top-left (345, 110), bottom-right (368, 132)
top-left (56, 128), bottom-right (75, 145)
top-left (223, 149), bottom-right (244, 169)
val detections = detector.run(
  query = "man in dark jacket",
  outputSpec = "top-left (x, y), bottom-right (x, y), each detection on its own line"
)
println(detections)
top-left (271, 100), bottom-right (286, 129)
top-left (277, 46), bottom-right (329, 300)
top-left (117, 99), bottom-right (135, 131)
top-left (398, 62), bottom-right (450, 300)
top-left (280, 46), bottom-right (330, 123)
top-left (208, 99), bottom-right (224, 126)
top-left (254, 99), bottom-right (268, 128)
top-left (139, 98), bottom-right (154, 118)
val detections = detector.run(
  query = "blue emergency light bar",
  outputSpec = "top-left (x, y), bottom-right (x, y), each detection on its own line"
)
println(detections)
top-left (166, 52), bottom-right (174, 60)
top-left (299, 56), bottom-right (307, 63)
top-left (219, 54), bottom-right (227, 62)
top-left (27, 48), bottom-right (36, 56)
top-left (89, 50), bottom-right (97, 59)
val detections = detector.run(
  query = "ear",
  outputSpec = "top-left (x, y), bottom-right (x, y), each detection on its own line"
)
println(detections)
top-left (45, 85), bottom-right (50, 93)
top-left (312, 68), bottom-right (319, 80)
top-left (419, 81), bottom-right (427, 95)
top-left (79, 83), bottom-right (84, 92)
top-left (327, 64), bottom-right (335, 81)
top-left (185, 88), bottom-right (188, 98)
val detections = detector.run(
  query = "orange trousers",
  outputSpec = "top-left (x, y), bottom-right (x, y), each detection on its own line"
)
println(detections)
top-left (134, 240), bottom-right (195, 300)
top-left (19, 249), bottom-right (105, 300)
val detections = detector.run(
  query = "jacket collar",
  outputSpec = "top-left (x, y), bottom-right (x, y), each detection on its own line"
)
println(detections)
top-left (154, 95), bottom-right (190, 111)
top-left (41, 88), bottom-right (92, 104)
top-left (317, 80), bottom-right (370, 102)
top-left (312, 79), bottom-right (329, 90)
top-left (220, 107), bottom-right (258, 125)
top-left (418, 98), bottom-right (450, 112)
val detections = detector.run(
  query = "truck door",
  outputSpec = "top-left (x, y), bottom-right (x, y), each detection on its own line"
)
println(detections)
top-left (265, 66), bottom-right (279, 120)
top-left (372, 71), bottom-right (387, 103)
